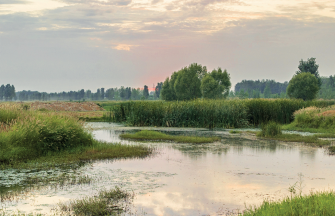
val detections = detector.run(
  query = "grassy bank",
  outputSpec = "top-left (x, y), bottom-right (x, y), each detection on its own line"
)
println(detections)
top-left (244, 191), bottom-right (335, 216)
top-left (282, 105), bottom-right (335, 133)
top-left (109, 99), bottom-right (334, 128)
top-left (120, 130), bottom-right (220, 143)
top-left (0, 104), bottom-right (152, 169)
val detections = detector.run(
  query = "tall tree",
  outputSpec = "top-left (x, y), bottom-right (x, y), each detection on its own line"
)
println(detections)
top-left (100, 88), bottom-right (105, 99)
top-left (174, 65), bottom-right (202, 100)
top-left (143, 85), bottom-right (149, 99)
top-left (155, 82), bottom-right (163, 99)
top-left (263, 83), bottom-right (271, 98)
top-left (296, 57), bottom-right (321, 87)
top-left (287, 72), bottom-right (320, 101)
top-left (204, 68), bottom-right (231, 98)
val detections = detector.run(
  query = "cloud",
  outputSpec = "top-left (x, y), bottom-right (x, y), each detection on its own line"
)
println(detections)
top-left (0, 0), bottom-right (29, 4)
top-left (113, 44), bottom-right (136, 50)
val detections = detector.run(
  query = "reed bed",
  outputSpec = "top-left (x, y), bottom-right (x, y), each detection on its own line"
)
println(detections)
top-left (110, 99), bottom-right (334, 128)
top-left (111, 100), bottom-right (248, 128)
top-left (244, 99), bottom-right (334, 125)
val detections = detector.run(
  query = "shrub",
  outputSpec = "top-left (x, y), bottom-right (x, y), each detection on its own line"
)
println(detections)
top-left (0, 110), bottom-right (94, 164)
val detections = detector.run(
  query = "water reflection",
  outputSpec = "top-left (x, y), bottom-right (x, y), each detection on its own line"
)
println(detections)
top-left (0, 123), bottom-right (333, 216)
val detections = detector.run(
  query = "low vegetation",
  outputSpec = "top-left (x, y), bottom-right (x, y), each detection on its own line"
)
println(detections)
top-left (243, 191), bottom-right (335, 216)
top-left (257, 122), bottom-right (330, 146)
top-left (283, 105), bottom-right (335, 133)
top-left (58, 187), bottom-right (133, 215)
top-left (0, 104), bottom-right (152, 169)
top-left (110, 99), bottom-right (334, 128)
top-left (120, 130), bottom-right (220, 143)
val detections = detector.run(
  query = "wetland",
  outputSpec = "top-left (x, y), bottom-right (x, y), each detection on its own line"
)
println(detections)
top-left (1, 122), bottom-right (335, 215)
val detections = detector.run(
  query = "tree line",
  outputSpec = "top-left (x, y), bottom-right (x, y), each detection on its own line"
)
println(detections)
top-left (14, 83), bottom-right (163, 101)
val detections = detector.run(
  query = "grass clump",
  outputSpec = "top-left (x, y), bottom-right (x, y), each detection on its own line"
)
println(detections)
top-left (120, 130), bottom-right (220, 143)
top-left (243, 191), bottom-right (335, 216)
top-left (258, 121), bottom-right (282, 137)
top-left (59, 186), bottom-right (133, 215)
top-left (0, 112), bottom-right (94, 165)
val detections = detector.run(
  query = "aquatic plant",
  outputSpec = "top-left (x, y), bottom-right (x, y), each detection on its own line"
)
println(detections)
top-left (258, 121), bottom-right (282, 137)
top-left (58, 187), bottom-right (133, 215)
top-left (120, 130), bottom-right (220, 143)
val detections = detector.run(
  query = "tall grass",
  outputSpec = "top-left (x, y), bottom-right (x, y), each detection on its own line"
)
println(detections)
top-left (258, 121), bottom-right (282, 137)
top-left (112, 100), bottom-right (248, 128)
top-left (285, 105), bottom-right (335, 131)
top-left (243, 191), bottom-right (335, 216)
top-left (245, 99), bottom-right (334, 125)
top-left (0, 106), bottom-right (94, 165)
top-left (110, 99), bottom-right (334, 128)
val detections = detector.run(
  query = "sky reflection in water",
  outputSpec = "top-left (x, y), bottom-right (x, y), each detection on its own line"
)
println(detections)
top-left (1, 122), bottom-right (335, 215)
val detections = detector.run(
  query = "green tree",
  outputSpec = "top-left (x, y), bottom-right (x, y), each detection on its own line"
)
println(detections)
top-left (161, 78), bottom-right (176, 101)
top-left (287, 72), bottom-right (320, 100)
top-left (263, 84), bottom-right (271, 98)
top-left (201, 75), bottom-right (220, 99)
top-left (296, 57), bottom-right (321, 87)
top-left (143, 85), bottom-right (149, 99)
top-left (208, 68), bottom-right (231, 98)
top-left (174, 66), bottom-right (202, 100)
top-left (238, 89), bottom-right (249, 99)
top-left (155, 82), bottom-right (163, 99)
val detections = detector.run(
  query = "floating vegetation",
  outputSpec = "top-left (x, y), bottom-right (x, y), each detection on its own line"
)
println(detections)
top-left (58, 187), bottom-right (133, 215)
top-left (120, 130), bottom-right (221, 143)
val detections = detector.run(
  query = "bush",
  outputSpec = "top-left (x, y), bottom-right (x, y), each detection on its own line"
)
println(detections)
top-left (258, 121), bottom-right (282, 137)
top-left (0, 109), bottom-right (94, 164)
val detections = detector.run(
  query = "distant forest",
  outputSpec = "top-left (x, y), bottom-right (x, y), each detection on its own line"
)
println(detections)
top-left (12, 83), bottom-right (163, 101)
top-left (234, 76), bottom-right (335, 99)
top-left (1, 75), bottom-right (335, 101)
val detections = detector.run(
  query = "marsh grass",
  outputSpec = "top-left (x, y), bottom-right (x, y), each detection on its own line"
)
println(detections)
top-left (1, 141), bottom-right (153, 169)
top-left (120, 130), bottom-right (220, 143)
top-left (243, 191), bottom-right (335, 216)
top-left (58, 186), bottom-right (133, 215)
top-left (0, 104), bottom-right (153, 168)
top-left (283, 105), bottom-right (335, 133)
top-left (258, 121), bottom-right (282, 137)
top-left (109, 99), bottom-right (334, 128)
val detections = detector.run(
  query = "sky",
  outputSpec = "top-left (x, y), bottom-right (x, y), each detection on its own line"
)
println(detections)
top-left (0, 0), bottom-right (335, 92)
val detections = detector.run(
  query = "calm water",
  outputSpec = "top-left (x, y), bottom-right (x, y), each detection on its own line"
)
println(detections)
top-left (1, 123), bottom-right (334, 215)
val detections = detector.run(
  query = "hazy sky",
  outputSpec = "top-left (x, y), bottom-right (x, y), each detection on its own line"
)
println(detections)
top-left (1, 0), bottom-right (335, 92)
